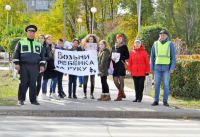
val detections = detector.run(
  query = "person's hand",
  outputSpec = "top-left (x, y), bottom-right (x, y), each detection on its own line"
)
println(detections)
top-left (112, 58), bottom-right (116, 61)
top-left (53, 68), bottom-right (56, 70)
top-left (150, 70), bottom-right (154, 73)
top-left (98, 72), bottom-right (102, 74)
top-left (15, 65), bottom-right (20, 71)
top-left (84, 46), bottom-right (86, 49)
top-left (40, 66), bottom-right (44, 72)
top-left (52, 48), bottom-right (55, 53)
top-left (169, 69), bottom-right (174, 73)
top-left (66, 46), bottom-right (69, 50)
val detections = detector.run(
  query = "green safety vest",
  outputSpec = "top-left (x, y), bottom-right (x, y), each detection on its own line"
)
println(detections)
top-left (20, 38), bottom-right (42, 54)
top-left (154, 41), bottom-right (171, 65)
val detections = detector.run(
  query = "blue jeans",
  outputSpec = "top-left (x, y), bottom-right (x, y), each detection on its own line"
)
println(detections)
top-left (68, 74), bottom-right (77, 95)
top-left (78, 76), bottom-right (83, 84)
top-left (154, 70), bottom-right (170, 102)
top-left (42, 77), bottom-right (57, 94)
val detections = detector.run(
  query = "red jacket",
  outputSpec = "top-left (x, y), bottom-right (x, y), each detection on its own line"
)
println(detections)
top-left (128, 45), bottom-right (150, 76)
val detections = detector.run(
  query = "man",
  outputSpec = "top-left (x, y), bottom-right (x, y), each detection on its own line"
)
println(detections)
top-left (150, 30), bottom-right (176, 106)
top-left (13, 25), bottom-right (45, 105)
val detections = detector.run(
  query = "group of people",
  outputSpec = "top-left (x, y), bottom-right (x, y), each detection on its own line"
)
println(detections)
top-left (13, 25), bottom-right (176, 107)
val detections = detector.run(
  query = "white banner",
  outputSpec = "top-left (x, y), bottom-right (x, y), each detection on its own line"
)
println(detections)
top-left (54, 50), bottom-right (98, 76)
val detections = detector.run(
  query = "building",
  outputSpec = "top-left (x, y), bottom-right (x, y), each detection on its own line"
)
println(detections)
top-left (22, 0), bottom-right (57, 12)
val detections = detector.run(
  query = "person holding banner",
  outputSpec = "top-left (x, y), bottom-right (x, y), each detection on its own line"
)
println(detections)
top-left (111, 34), bottom-right (129, 101)
top-left (128, 40), bottom-right (150, 102)
top-left (81, 34), bottom-right (99, 99)
top-left (42, 35), bottom-right (60, 100)
top-left (53, 39), bottom-right (66, 98)
top-left (67, 38), bottom-right (82, 99)
top-left (97, 40), bottom-right (111, 101)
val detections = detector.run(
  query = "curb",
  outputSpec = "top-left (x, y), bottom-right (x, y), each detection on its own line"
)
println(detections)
top-left (1, 110), bottom-right (200, 119)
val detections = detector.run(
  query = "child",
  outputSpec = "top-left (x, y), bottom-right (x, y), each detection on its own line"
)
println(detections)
top-left (53, 39), bottom-right (66, 98)
top-left (68, 38), bottom-right (82, 98)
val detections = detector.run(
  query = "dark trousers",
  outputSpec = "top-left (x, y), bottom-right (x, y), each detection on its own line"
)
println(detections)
top-left (68, 74), bottom-right (77, 95)
top-left (132, 76), bottom-right (145, 100)
top-left (83, 75), bottom-right (95, 93)
top-left (18, 63), bottom-right (39, 102)
top-left (100, 76), bottom-right (109, 93)
top-left (36, 72), bottom-right (43, 96)
top-left (57, 71), bottom-right (63, 94)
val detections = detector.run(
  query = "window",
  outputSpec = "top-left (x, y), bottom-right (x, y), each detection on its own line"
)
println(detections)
top-left (30, 1), bottom-right (35, 6)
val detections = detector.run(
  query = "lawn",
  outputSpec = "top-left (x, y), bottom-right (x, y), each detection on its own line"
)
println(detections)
top-left (0, 70), bottom-right (18, 106)
top-left (108, 74), bottom-right (200, 110)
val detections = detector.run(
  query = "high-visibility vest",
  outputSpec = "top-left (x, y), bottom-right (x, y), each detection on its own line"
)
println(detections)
top-left (20, 38), bottom-right (42, 54)
top-left (154, 41), bottom-right (171, 64)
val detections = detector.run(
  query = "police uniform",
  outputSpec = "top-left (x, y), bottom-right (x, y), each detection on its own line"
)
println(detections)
top-left (13, 25), bottom-right (45, 105)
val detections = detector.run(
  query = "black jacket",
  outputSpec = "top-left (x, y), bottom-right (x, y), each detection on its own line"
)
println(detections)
top-left (111, 45), bottom-right (129, 76)
top-left (13, 38), bottom-right (45, 67)
top-left (42, 44), bottom-right (50, 61)
top-left (43, 46), bottom-right (57, 80)
top-left (69, 46), bottom-right (82, 51)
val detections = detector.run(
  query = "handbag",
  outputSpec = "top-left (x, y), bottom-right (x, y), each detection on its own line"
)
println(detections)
top-left (143, 75), bottom-right (151, 95)
top-left (121, 60), bottom-right (128, 70)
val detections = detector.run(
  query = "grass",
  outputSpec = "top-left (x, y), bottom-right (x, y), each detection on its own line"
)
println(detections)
top-left (0, 70), bottom-right (18, 106)
top-left (108, 74), bottom-right (200, 110)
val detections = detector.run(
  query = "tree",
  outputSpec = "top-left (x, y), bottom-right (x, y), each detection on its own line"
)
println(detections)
top-left (149, 0), bottom-right (200, 55)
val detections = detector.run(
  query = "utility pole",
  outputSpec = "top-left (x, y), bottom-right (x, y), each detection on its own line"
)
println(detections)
top-left (137, 0), bottom-right (141, 32)
top-left (64, 0), bottom-right (66, 42)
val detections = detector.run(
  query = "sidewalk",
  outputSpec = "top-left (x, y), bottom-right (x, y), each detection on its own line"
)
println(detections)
top-left (0, 73), bottom-right (200, 118)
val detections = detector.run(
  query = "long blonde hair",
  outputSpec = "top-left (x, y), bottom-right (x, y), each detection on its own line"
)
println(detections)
top-left (81, 34), bottom-right (99, 49)
top-left (98, 40), bottom-right (108, 58)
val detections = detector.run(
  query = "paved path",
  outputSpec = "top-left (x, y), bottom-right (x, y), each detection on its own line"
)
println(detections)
top-left (0, 116), bottom-right (200, 137)
top-left (0, 74), bottom-right (200, 118)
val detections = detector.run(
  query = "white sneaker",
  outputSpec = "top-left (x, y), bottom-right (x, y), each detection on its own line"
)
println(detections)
top-left (42, 95), bottom-right (50, 100)
top-left (51, 93), bottom-right (60, 100)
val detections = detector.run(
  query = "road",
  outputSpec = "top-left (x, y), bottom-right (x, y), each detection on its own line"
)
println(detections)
top-left (0, 117), bottom-right (200, 137)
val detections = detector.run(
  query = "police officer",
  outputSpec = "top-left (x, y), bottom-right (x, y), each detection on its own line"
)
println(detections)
top-left (150, 30), bottom-right (176, 106)
top-left (13, 25), bottom-right (45, 105)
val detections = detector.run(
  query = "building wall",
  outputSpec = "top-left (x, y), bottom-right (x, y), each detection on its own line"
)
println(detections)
top-left (22, 0), bottom-right (56, 12)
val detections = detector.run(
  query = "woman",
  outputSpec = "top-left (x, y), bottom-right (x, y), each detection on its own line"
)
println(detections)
top-left (68, 38), bottom-right (82, 99)
top-left (81, 34), bottom-right (99, 99)
top-left (111, 34), bottom-right (129, 101)
top-left (128, 40), bottom-right (150, 102)
top-left (36, 34), bottom-right (50, 100)
top-left (97, 40), bottom-right (111, 101)
top-left (42, 35), bottom-right (60, 100)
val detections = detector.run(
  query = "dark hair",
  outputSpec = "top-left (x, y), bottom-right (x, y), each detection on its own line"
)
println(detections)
top-left (73, 38), bottom-right (80, 44)
top-left (57, 39), bottom-right (63, 43)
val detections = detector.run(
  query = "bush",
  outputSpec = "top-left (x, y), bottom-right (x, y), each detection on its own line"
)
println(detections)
top-left (136, 25), bottom-right (168, 55)
top-left (76, 32), bottom-right (88, 41)
top-left (169, 59), bottom-right (200, 98)
top-left (106, 30), bottom-right (128, 48)
top-left (9, 37), bottom-right (23, 55)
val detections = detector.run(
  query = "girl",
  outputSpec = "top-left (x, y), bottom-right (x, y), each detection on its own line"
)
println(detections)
top-left (81, 34), bottom-right (99, 99)
top-left (97, 40), bottom-right (111, 101)
top-left (36, 34), bottom-right (50, 100)
top-left (111, 34), bottom-right (129, 101)
top-left (42, 35), bottom-right (60, 100)
top-left (128, 40), bottom-right (150, 102)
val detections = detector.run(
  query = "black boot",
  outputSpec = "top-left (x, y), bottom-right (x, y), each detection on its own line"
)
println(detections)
top-left (132, 99), bottom-right (138, 102)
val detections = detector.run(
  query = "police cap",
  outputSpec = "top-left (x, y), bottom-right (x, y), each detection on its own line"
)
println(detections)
top-left (25, 25), bottom-right (37, 32)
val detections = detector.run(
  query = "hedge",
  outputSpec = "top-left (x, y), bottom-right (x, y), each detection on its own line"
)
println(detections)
top-left (106, 30), bottom-right (128, 48)
top-left (169, 59), bottom-right (200, 98)
top-left (136, 25), bottom-right (168, 55)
